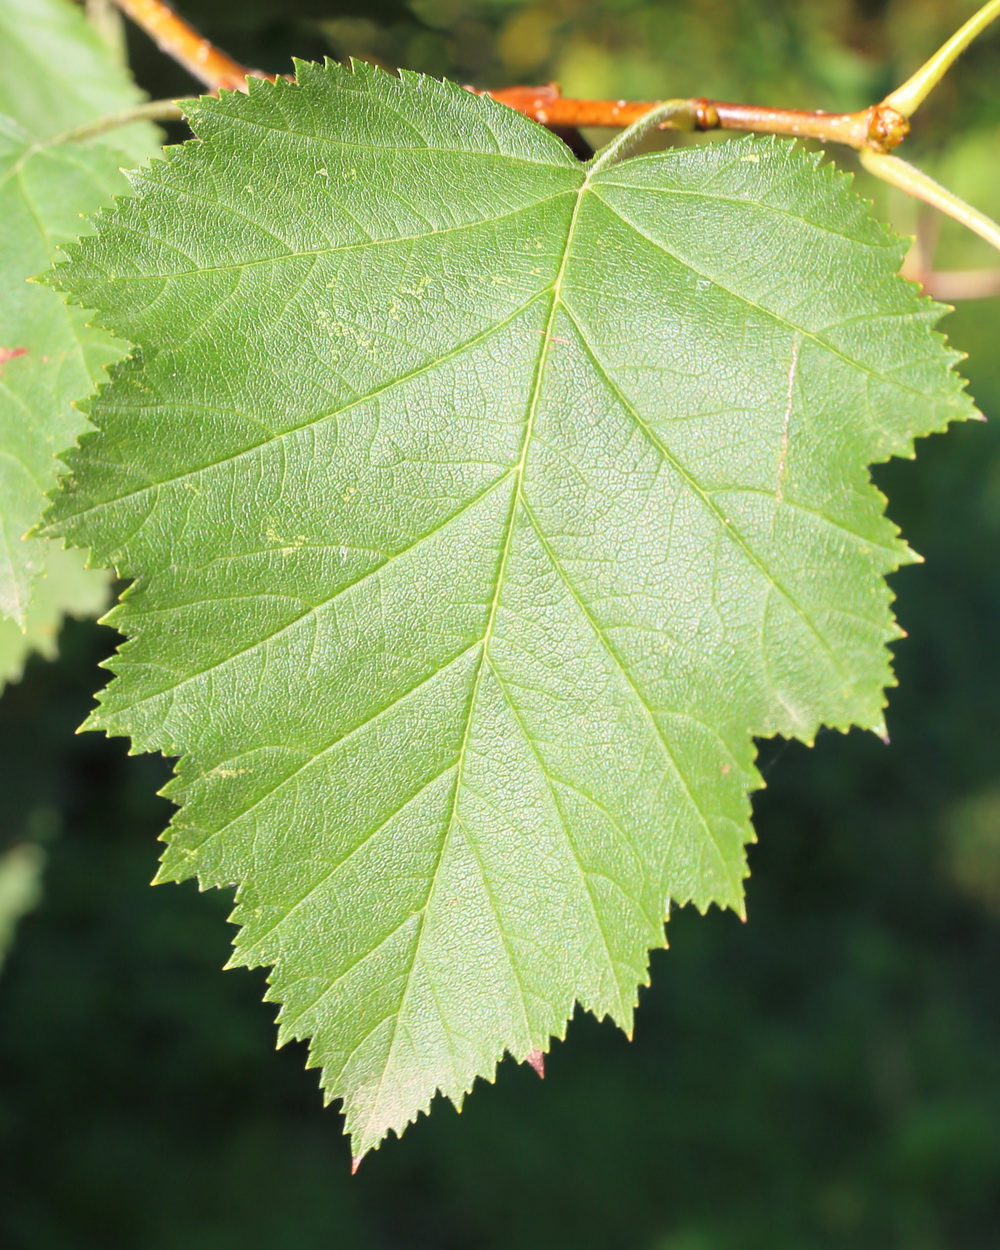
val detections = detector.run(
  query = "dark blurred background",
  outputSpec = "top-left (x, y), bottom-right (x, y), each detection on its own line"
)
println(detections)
top-left (2, 1), bottom-right (1000, 1246)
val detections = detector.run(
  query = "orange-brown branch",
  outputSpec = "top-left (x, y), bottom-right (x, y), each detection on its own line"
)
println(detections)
top-left (103, 0), bottom-right (910, 153)
top-left (483, 86), bottom-right (909, 152)
top-left (108, 0), bottom-right (262, 91)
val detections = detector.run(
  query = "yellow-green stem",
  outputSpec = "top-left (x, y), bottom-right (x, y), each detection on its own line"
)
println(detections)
top-left (884, 0), bottom-right (1000, 117)
top-left (861, 149), bottom-right (1000, 253)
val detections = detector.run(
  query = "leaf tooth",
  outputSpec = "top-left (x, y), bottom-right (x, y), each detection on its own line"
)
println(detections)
top-left (525, 1048), bottom-right (545, 1078)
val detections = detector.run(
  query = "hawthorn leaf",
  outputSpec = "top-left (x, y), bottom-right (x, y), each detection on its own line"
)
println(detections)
top-left (44, 63), bottom-right (975, 1156)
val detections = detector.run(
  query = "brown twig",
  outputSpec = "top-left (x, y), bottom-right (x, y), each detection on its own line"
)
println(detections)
top-left (101, 0), bottom-right (909, 153)
top-left (482, 86), bottom-right (909, 153)
top-left (97, 0), bottom-right (1000, 251)
top-left (107, 0), bottom-right (264, 92)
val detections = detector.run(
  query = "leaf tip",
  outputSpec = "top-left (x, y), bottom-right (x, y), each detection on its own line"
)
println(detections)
top-left (526, 1048), bottom-right (545, 1079)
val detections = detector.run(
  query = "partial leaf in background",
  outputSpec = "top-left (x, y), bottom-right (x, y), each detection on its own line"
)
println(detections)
top-left (0, 0), bottom-right (156, 156)
top-left (0, 0), bottom-right (158, 685)
top-left (0, 842), bottom-right (45, 974)
top-left (45, 63), bottom-right (975, 1155)
top-left (0, 543), bottom-right (111, 687)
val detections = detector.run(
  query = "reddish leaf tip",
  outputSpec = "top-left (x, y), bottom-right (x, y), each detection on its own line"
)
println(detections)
top-left (526, 1049), bottom-right (545, 1079)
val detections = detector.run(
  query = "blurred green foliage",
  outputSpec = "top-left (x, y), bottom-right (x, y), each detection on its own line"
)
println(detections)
top-left (1, 1), bottom-right (999, 1246)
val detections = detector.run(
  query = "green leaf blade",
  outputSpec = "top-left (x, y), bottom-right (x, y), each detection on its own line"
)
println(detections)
top-left (45, 63), bottom-right (976, 1155)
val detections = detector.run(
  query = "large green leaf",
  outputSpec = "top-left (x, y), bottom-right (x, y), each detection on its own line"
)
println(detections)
top-left (0, 0), bottom-right (158, 677)
top-left (45, 62), bottom-right (975, 1156)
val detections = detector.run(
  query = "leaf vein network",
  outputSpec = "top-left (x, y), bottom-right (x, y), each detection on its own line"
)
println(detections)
top-left (114, 471), bottom-right (514, 709)
top-left (557, 300), bottom-right (847, 681)
top-left (593, 191), bottom-right (943, 401)
top-left (61, 292), bottom-right (547, 521)
top-left (354, 165), bottom-right (595, 1115)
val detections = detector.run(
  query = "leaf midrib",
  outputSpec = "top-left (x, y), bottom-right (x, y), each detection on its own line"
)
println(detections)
top-left (355, 165), bottom-right (594, 1141)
